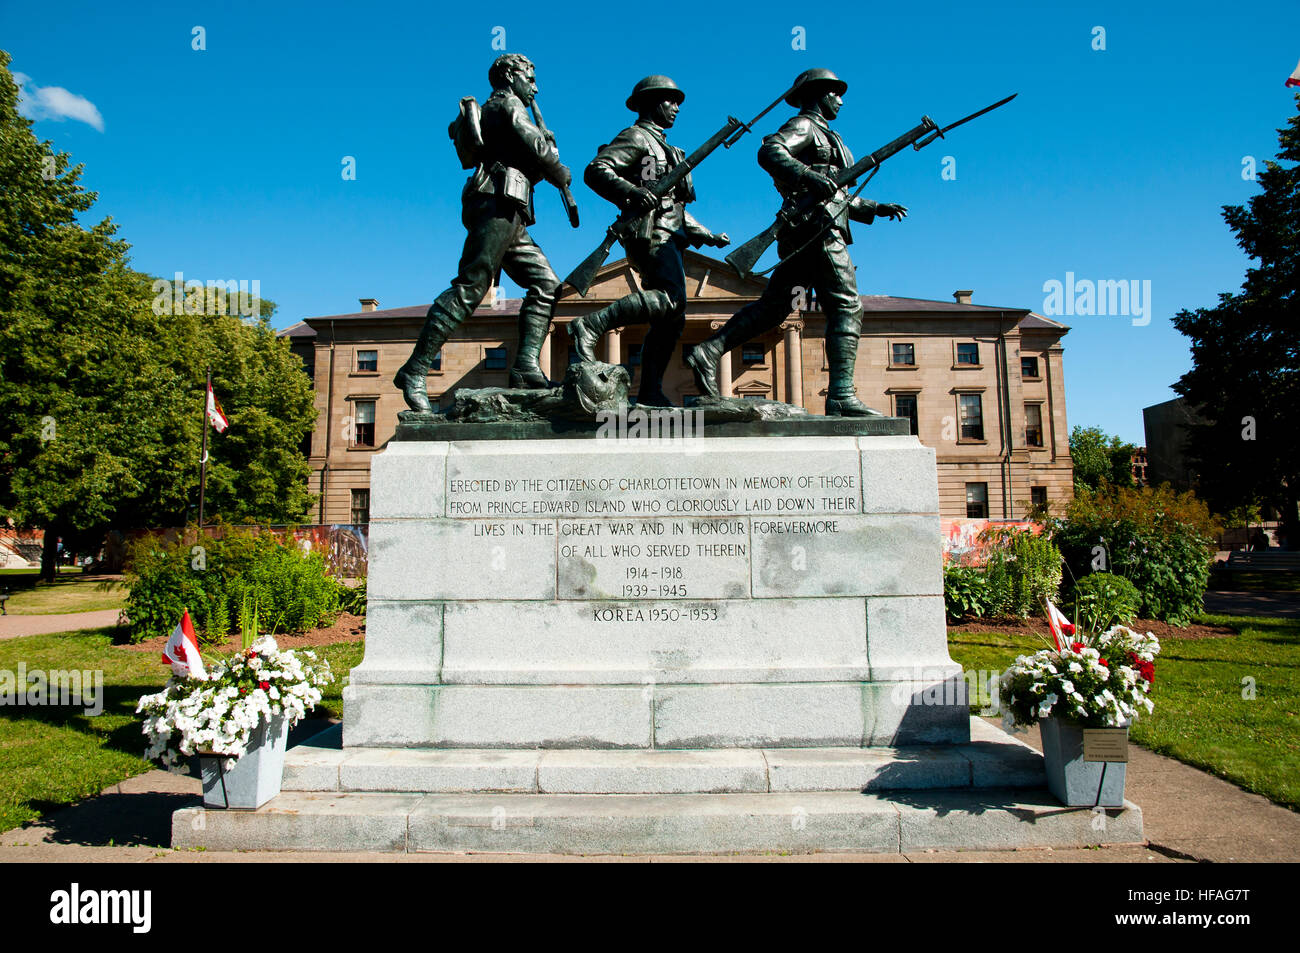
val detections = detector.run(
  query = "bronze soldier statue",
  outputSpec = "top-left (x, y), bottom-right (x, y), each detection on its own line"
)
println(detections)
top-left (685, 68), bottom-right (908, 416)
top-left (394, 54), bottom-right (572, 411)
top-left (567, 75), bottom-right (729, 407)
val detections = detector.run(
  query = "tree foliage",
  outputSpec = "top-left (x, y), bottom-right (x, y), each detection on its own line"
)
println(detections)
top-left (1171, 94), bottom-right (1300, 538)
top-left (1069, 425), bottom-right (1137, 491)
top-left (0, 51), bottom-right (316, 572)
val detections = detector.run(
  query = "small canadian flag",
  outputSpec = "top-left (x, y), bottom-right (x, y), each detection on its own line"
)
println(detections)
top-left (1289, 56), bottom-right (1300, 88)
top-left (206, 383), bottom-right (229, 433)
top-left (1044, 598), bottom-right (1076, 652)
top-left (162, 609), bottom-right (207, 679)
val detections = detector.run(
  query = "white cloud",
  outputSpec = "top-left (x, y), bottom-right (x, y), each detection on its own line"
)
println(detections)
top-left (13, 71), bottom-right (104, 132)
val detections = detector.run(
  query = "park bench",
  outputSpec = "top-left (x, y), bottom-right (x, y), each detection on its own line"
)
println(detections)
top-left (1224, 549), bottom-right (1300, 584)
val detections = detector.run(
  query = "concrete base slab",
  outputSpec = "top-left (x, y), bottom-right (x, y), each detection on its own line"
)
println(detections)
top-left (172, 790), bottom-right (1143, 855)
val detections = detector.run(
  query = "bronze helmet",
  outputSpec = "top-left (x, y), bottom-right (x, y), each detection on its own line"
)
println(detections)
top-left (785, 68), bottom-right (848, 107)
top-left (626, 75), bottom-right (686, 112)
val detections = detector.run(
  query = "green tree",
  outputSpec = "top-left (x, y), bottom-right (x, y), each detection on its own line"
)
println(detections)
top-left (0, 51), bottom-right (316, 579)
top-left (1069, 426), bottom-right (1137, 491)
top-left (1171, 95), bottom-right (1300, 543)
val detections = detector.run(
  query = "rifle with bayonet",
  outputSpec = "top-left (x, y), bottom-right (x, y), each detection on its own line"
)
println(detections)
top-left (725, 93), bottom-right (1017, 278)
top-left (529, 98), bottom-right (580, 228)
top-left (564, 85), bottom-right (795, 296)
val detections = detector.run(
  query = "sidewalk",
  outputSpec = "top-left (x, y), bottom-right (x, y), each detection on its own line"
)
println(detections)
top-left (0, 609), bottom-right (123, 640)
top-left (2, 718), bottom-right (1296, 862)
top-left (1204, 590), bottom-right (1300, 619)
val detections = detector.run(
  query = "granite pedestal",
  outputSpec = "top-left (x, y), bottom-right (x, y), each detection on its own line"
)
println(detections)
top-left (173, 422), bottom-right (1143, 853)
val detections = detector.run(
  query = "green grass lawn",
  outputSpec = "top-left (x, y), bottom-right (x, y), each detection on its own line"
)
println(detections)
top-left (0, 627), bottom-right (361, 832)
top-left (2, 575), bottom-right (126, 615)
top-left (949, 614), bottom-right (1300, 810)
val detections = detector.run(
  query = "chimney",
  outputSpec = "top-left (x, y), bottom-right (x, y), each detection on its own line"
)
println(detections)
top-left (359, 298), bottom-right (379, 312)
top-left (953, 290), bottom-right (973, 305)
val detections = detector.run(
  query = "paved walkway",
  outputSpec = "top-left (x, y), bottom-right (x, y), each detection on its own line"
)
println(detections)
top-left (1, 718), bottom-right (1296, 862)
top-left (0, 609), bottom-right (123, 640)
top-left (1203, 590), bottom-right (1300, 618)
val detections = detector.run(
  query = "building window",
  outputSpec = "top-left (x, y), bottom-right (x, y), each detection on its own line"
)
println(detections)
top-left (958, 393), bottom-right (984, 441)
top-left (1021, 356), bottom-right (1039, 379)
top-left (741, 344), bottom-right (765, 364)
top-left (356, 349), bottom-right (378, 372)
top-left (1031, 486), bottom-right (1048, 507)
top-left (485, 347), bottom-right (507, 371)
top-left (1025, 403), bottom-right (1044, 447)
top-left (956, 342), bottom-right (980, 365)
top-left (966, 483), bottom-right (989, 519)
top-left (894, 393), bottom-right (919, 435)
top-left (353, 400), bottom-right (375, 447)
top-left (430, 350), bottom-right (442, 372)
top-left (891, 343), bottom-right (915, 366)
top-left (351, 489), bottom-right (370, 525)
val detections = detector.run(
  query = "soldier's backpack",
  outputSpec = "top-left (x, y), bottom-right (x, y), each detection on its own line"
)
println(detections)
top-left (448, 96), bottom-right (483, 170)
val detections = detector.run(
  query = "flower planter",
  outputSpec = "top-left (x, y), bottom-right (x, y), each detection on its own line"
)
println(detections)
top-left (1039, 717), bottom-right (1127, 807)
top-left (199, 714), bottom-right (289, 810)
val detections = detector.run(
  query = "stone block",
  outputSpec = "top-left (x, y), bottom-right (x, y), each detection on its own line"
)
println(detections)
top-left (653, 683), bottom-right (865, 748)
top-left (370, 441), bottom-right (449, 519)
top-left (439, 598), bottom-right (868, 684)
top-left (367, 519), bottom-right (556, 601)
top-left (857, 437), bottom-right (940, 514)
top-left (341, 749), bottom-right (540, 793)
top-left (537, 750), bottom-right (768, 794)
top-left (865, 595), bottom-right (956, 680)
top-left (750, 514), bottom-right (942, 598)
top-left (865, 680), bottom-right (971, 745)
top-left (347, 600), bottom-right (443, 685)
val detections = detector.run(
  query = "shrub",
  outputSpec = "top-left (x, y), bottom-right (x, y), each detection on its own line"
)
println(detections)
top-left (1050, 484), bottom-right (1217, 625)
top-left (337, 577), bottom-right (367, 616)
top-left (123, 524), bottom-right (341, 643)
top-left (980, 526), bottom-right (1064, 618)
top-left (1068, 572), bottom-right (1141, 634)
top-left (943, 564), bottom-right (995, 621)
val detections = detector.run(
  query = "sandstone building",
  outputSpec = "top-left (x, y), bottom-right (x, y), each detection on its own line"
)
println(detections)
top-left (282, 252), bottom-right (1073, 524)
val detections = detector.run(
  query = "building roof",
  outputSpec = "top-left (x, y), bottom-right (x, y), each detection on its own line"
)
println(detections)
top-left (278, 254), bottom-right (1057, 339)
top-left (1018, 311), bottom-right (1070, 330)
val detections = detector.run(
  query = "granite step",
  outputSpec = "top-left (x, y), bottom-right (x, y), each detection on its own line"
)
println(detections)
top-left (172, 789), bottom-right (1143, 854)
top-left (283, 717), bottom-right (1045, 794)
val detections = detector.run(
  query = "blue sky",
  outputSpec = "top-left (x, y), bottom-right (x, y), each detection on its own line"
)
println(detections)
top-left (4, 0), bottom-right (1298, 443)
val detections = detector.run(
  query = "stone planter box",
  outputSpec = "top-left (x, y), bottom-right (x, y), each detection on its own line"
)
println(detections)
top-left (1039, 717), bottom-right (1127, 807)
top-left (199, 714), bottom-right (289, 809)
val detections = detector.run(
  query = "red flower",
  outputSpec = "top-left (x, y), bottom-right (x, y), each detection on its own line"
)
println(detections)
top-left (1098, 658), bottom-right (1108, 667)
top-left (1071, 641), bottom-right (1085, 653)
top-left (239, 688), bottom-right (247, 695)
top-left (258, 681), bottom-right (270, 691)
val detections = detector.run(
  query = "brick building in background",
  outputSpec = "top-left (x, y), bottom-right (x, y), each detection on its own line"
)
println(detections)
top-left (282, 252), bottom-right (1073, 524)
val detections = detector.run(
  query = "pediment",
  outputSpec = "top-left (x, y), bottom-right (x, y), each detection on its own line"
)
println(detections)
top-left (566, 251), bottom-right (767, 303)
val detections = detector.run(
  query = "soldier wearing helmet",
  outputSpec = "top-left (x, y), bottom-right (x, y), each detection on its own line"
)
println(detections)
top-left (567, 75), bottom-right (729, 407)
top-left (686, 68), bottom-right (908, 416)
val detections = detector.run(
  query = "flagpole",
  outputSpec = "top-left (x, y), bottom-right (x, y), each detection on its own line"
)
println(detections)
top-left (198, 365), bottom-right (210, 527)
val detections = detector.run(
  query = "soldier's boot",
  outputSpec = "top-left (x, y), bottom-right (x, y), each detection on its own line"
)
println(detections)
top-left (685, 305), bottom-right (777, 398)
top-left (825, 318), bottom-right (882, 417)
top-left (509, 299), bottom-right (554, 390)
top-left (567, 291), bottom-right (656, 364)
top-left (394, 308), bottom-right (456, 413)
